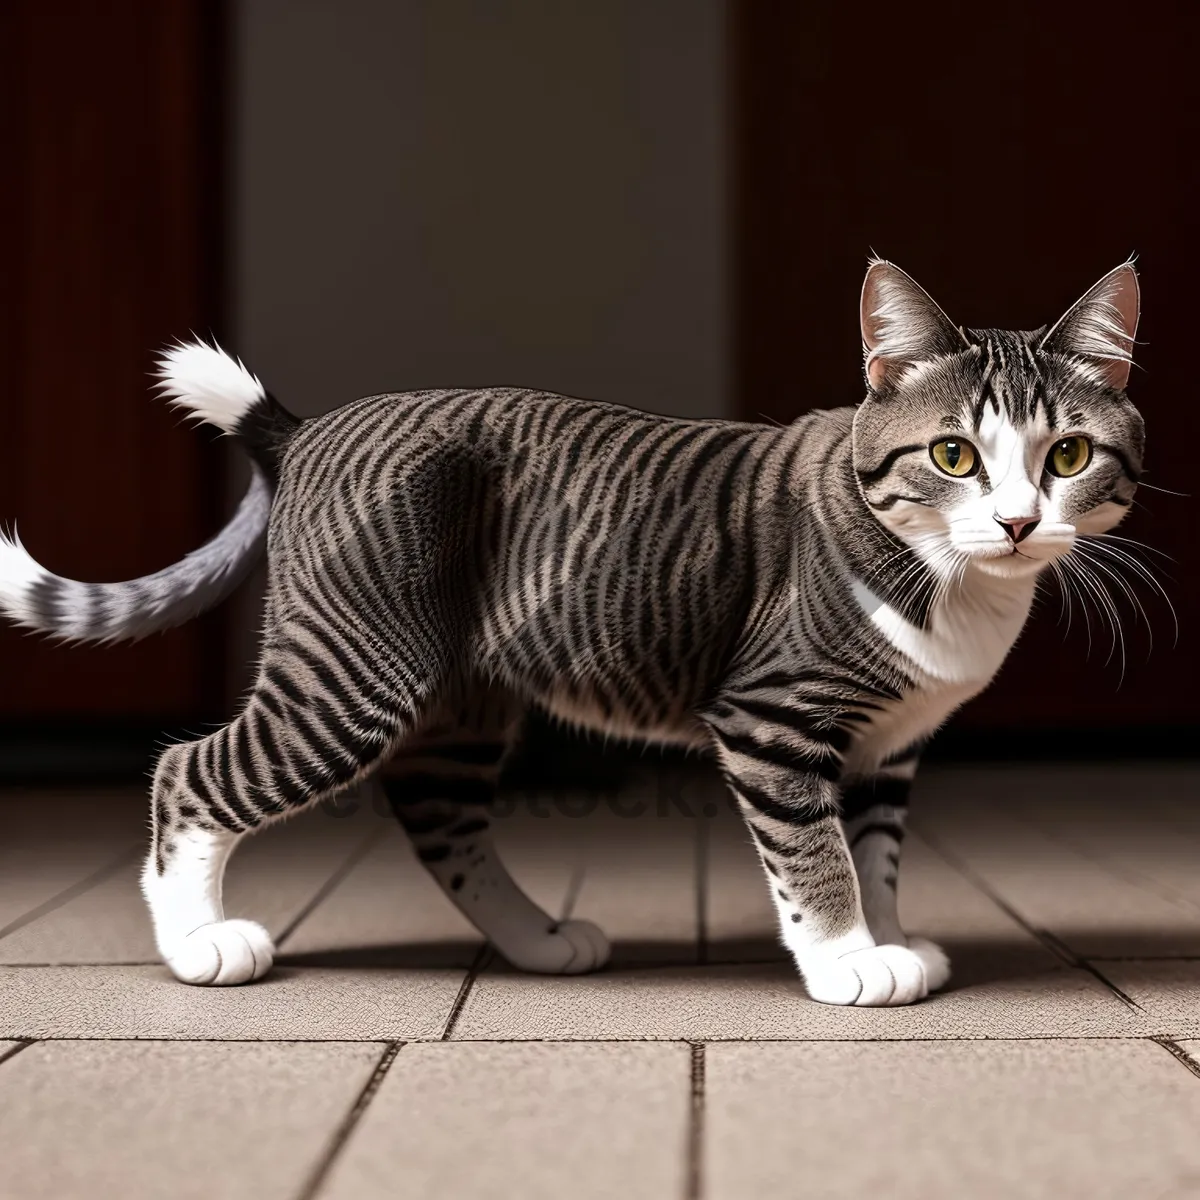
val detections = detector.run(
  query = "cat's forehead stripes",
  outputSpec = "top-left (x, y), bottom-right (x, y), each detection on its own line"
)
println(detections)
top-left (962, 329), bottom-right (1057, 431)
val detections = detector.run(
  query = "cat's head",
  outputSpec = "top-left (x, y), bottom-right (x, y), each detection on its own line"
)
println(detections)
top-left (851, 259), bottom-right (1144, 580)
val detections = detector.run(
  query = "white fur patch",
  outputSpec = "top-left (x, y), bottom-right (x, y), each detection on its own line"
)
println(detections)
top-left (0, 529), bottom-right (51, 628)
top-left (156, 340), bottom-right (266, 435)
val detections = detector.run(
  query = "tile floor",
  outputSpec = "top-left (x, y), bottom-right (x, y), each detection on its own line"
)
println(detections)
top-left (1, 761), bottom-right (1199, 1198)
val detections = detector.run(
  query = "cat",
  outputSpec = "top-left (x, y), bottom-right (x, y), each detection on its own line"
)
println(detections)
top-left (0, 259), bottom-right (1144, 1005)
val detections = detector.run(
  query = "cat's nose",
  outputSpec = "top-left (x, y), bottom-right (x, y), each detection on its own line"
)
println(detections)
top-left (995, 515), bottom-right (1040, 544)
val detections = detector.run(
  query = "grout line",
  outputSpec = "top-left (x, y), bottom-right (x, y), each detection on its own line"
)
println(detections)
top-left (695, 816), bottom-right (709, 967)
top-left (1090, 956), bottom-right (1200, 962)
top-left (0, 961), bottom-right (160, 968)
top-left (4, 1033), bottom-right (1199, 1045)
top-left (440, 944), bottom-right (492, 1041)
top-left (686, 1042), bottom-right (706, 1200)
top-left (0, 1039), bottom-right (36, 1068)
top-left (295, 1040), bottom-right (404, 1200)
top-left (0, 844), bottom-right (141, 943)
top-left (274, 829), bottom-right (382, 950)
top-left (991, 798), bottom-right (1200, 919)
top-left (1151, 1036), bottom-right (1200, 1081)
top-left (912, 826), bottom-right (1145, 1013)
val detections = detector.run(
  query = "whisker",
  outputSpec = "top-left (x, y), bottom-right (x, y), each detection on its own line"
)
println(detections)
top-left (1136, 481), bottom-right (1190, 497)
top-left (1087, 532), bottom-right (1175, 562)
top-left (1073, 545), bottom-right (1152, 656)
top-left (1068, 553), bottom-right (1126, 681)
top-left (1077, 536), bottom-right (1179, 648)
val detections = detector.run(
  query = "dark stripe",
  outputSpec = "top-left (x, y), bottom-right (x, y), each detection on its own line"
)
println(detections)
top-left (734, 777), bottom-right (836, 825)
top-left (417, 844), bottom-right (452, 864)
top-left (1096, 443), bottom-right (1141, 483)
top-left (840, 776), bottom-right (912, 821)
top-left (718, 730), bottom-right (840, 779)
top-left (867, 494), bottom-right (929, 512)
top-left (856, 444), bottom-right (925, 487)
top-left (848, 821), bottom-right (906, 848)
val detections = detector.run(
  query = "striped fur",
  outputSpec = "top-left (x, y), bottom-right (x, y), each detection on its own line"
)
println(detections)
top-left (3, 263), bottom-right (1150, 1005)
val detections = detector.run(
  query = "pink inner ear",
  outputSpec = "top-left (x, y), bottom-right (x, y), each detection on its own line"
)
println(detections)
top-left (866, 353), bottom-right (890, 391)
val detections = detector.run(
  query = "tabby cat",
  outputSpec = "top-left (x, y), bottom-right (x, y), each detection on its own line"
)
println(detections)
top-left (0, 260), bottom-right (1145, 1006)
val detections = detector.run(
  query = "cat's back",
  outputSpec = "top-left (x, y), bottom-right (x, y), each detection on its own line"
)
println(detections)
top-left (276, 385), bottom-right (774, 495)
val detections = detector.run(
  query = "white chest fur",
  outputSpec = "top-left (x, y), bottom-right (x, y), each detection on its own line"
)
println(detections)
top-left (843, 572), bottom-right (1036, 773)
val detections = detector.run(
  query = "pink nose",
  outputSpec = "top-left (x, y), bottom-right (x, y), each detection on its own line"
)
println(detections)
top-left (995, 516), bottom-right (1040, 544)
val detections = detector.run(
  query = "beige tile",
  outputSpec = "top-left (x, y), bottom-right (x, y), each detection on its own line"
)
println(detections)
top-left (1100, 961), bottom-right (1200, 1034)
top-left (0, 802), bottom-right (378, 964)
top-left (279, 825), bottom-right (481, 968)
top-left (558, 771), bottom-right (700, 966)
top-left (0, 1039), bottom-right (381, 1200)
top-left (452, 960), bottom-right (1141, 1041)
top-left (323, 1042), bottom-right (689, 1200)
top-left (995, 772), bottom-right (1200, 923)
top-left (914, 766), bottom-right (1200, 957)
top-left (0, 788), bottom-right (144, 933)
top-left (0, 964), bottom-right (463, 1040)
top-left (900, 834), bottom-right (1062, 983)
top-left (705, 1039), bottom-right (1200, 1200)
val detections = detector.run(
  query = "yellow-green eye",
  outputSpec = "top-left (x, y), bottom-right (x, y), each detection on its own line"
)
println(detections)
top-left (1047, 436), bottom-right (1092, 478)
top-left (930, 438), bottom-right (977, 477)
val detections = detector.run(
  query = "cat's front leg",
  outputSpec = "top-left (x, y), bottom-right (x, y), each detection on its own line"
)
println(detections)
top-left (841, 749), bottom-right (950, 992)
top-left (707, 719), bottom-right (935, 1006)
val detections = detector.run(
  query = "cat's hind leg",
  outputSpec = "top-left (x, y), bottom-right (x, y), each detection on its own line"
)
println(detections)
top-left (841, 746), bottom-right (949, 992)
top-left (381, 689), bottom-right (610, 975)
top-left (143, 643), bottom-right (425, 986)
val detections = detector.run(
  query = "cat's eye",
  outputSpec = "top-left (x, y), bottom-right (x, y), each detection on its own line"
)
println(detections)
top-left (1046, 436), bottom-right (1092, 478)
top-left (929, 438), bottom-right (978, 477)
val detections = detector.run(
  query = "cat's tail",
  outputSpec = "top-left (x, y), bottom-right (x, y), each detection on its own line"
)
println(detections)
top-left (0, 339), bottom-right (300, 643)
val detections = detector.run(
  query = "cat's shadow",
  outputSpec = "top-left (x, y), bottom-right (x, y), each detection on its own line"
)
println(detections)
top-left (274, 932), bottom-right (1195, 988)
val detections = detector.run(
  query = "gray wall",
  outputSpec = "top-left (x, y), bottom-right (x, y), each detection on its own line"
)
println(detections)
top-left (233, 0), bottom-right (729, 419)
top-left (228, 0), bottom-right (729, 697)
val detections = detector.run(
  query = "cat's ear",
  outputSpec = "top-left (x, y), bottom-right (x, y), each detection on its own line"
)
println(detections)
top-left (1038, 261), bottom-right (1140, 390)
top-left (860, 259), bottom-right (968, 392)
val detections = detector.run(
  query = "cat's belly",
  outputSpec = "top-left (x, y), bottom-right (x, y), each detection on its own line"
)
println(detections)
top-left (539, 689), bottom-right (711, 750)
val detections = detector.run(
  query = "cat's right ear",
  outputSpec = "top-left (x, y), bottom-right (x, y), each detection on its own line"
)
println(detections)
top-left (860, 259), bottom-right (968, 392)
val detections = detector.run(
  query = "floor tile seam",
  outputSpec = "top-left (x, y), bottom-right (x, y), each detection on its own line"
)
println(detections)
top-left (274, 829), bottom-right (386, 950)
top-left (985, 798), bottom-right (1200, 919)
top-left (294, 1040), bottom-right (405, 1200)
top-left (0, 844), bottom-right (142, 943)
top-left (910, 825), bottom-right (1144, 1012)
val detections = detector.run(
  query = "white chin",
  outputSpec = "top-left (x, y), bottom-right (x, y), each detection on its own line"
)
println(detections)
top-left (972, 553), bottom-right (1047, 578)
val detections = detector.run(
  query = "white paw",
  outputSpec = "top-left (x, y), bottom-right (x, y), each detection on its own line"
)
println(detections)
top-left (163, 919), bottom-right (275, 986)
top-left (498, 919), bottom-right (611, 975)
top-left (799, 943), bottom-right (931, 1007)
top-left (907, 936), bottom-right (951, 992)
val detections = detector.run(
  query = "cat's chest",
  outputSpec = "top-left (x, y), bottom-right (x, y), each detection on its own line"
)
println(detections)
top-left (840, 574), bottom-right (1036, 773)
top-left (850, 577), bottom-right (1033, 685)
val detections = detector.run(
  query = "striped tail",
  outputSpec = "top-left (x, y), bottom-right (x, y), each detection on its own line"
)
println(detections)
top-left (0, 340), bottom-right (299, 643)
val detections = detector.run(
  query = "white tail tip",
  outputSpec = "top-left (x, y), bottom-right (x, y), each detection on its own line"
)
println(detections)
top-left (155, 339), bottom-right (265, 435)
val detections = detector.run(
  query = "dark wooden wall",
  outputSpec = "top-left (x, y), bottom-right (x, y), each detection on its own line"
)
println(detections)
top-left (733, 1), bottom-right (1199, 729)
top-left (0, 2), bottom-right (227, 721)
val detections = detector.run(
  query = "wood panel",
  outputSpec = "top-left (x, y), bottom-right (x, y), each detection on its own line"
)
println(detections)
top-left (0, 1), bottom-right (227, 719)
top-left (732, 0), bottom-right (1199, 728)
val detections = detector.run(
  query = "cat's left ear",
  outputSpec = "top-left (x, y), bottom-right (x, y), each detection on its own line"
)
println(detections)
top-left (1039, 261), bottom-right (1140, 390)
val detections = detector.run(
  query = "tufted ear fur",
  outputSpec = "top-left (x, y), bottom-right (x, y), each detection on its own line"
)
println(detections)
top-left (860, 259), bottom-right (968, 392)
top-left (1039, 261), bottom-right (1140, 391)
